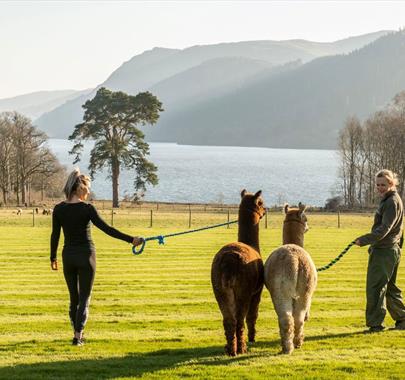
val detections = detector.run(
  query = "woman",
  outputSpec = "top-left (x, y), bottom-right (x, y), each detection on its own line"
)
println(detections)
top-left (50, 169), bottom-right (143, 345)
top-left (355, 169), bottom-right (405, 332)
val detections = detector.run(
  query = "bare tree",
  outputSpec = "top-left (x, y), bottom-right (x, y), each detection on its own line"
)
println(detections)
top-left (0, 111), bottom-right (65, 205)
top-left (338, 116), bottom-right (364, 207)
top-left (11, 113), bottom-right (48, 205)
top-left (338, 91), bottom-right (405, 208)
top-left (31, 150), bottom-right (66, 201)
top-left (0, 113), bottom-right (15, 204)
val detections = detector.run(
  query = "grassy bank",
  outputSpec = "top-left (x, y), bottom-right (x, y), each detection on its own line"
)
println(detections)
top-left (0, 211), bottom-right (404, 379)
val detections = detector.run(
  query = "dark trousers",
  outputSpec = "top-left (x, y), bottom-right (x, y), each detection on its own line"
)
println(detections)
top-left (62, 252), bottom-right (96, 333)
top-left (366, 245), bottom-right (405, 327)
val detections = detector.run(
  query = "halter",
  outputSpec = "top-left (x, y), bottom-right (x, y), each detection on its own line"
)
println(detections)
top-left (244, 207), bottom-right (265, 219)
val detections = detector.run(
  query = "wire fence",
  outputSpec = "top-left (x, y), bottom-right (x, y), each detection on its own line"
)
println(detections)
top-left (0, 202), bottom-right (375, 230)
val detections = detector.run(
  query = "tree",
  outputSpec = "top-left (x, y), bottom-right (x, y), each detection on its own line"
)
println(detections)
top-left (69, 87), bottom-right (163, 207)
top-left (31, 152), bottom-right (67, 202)
top-left (0, 113), bottom-right (15, 204)
top-left (338, 116), bottom-right (364, 207)
top-left (337, 91), bottom-right (405, 208)
top-left (324, 195), bottom-right (343, 211)
top-left (2, 112), bottom-right (55, 205)
top-left (0, 111), bottom-right (65, 205)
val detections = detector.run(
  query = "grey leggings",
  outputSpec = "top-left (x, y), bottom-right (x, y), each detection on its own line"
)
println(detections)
top-left (62, 252), bottom-right (96, 333)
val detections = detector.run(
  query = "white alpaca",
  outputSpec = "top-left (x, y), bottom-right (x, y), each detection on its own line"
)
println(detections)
top-left (264, 203), bottom-right (317, 354)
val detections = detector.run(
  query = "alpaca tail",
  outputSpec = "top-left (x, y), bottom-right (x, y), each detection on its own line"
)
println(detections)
top-left (291, 261), bottom-right (300, 300)
top-left (220, 255), bottom-right (240, 289)
top-left (267, 252), bottom-right (300, 300)
top-left (279, 271), bottom-right (300, 300)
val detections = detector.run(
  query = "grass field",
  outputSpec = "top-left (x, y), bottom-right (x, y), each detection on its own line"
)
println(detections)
top-left (0, 209), bottom-right (404, 379)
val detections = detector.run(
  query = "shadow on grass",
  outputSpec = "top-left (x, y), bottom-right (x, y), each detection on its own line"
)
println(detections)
top-left (254, 329), bottom-right (367, 350)
top-left (0, 342), bottom-right (261, 379)
top-left (305, 330), bottom-right (367, 342)
top-left (1, 331), bottom-right (370, 378)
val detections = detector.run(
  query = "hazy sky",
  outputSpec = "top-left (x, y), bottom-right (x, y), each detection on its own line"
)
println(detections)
top-left (1, 0), bottom-right (404, 99)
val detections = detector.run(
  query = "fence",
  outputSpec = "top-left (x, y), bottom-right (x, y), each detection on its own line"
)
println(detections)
top-left (0, 204), bottom-right (374, 230)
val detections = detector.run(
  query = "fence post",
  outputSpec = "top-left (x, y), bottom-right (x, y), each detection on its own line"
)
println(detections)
top-left (188, 207), bottom-right (192, 228)
top-left (150, 209), bottom-right (153, 228)
top-left (32, 209), bottom-right (35, 227)
top-left (227, 209), bottom-right (230, 228)
top-left (111, 209), bottom-right (114, 226)
top-left (265, 208), bottom-right (268, 229)
top-left (338, 211), bottom-right (341, 228)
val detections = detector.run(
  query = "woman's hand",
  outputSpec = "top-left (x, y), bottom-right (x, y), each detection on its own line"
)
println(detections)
top-left (51, 260), bottom-right (58, 271)
top-left (132, 237), bottom-right (144, 247)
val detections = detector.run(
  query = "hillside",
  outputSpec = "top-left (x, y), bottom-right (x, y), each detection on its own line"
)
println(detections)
top-left (0, 89), bottom-right (90, 120)
top-left (35, 31), bottom-right (389, 140)
top-left (143, 30), bottom-right (405, 149)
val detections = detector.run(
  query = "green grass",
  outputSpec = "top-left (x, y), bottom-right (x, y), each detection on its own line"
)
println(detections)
top-left (0, 210), bottom-right (404, 379)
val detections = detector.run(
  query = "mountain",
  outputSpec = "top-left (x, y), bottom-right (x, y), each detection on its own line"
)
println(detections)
top-left (35, 30), bottom-right (390, 139)
top-left (143, 30), bottom-right (405, 149)
top-left (0, 89), bottom-right (91, 120)
top-left (148, 57), bottom-right (279, 111)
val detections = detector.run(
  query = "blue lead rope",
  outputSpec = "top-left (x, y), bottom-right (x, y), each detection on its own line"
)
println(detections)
top-left (132, 220), bottom-right (238, 255)
top-left (132, 222), bottom-right (356, 273)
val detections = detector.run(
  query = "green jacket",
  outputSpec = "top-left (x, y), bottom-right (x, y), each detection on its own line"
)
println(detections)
top-left (357, 190), bottom-right (404, 248)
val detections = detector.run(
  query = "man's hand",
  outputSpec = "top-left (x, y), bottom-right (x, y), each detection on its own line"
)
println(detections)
top-left (132, 237), bottom-right (144, 247)
top-left (355, 239), bottom-right (362, 246)
top-left (51, 260), bottom-right (58, 271)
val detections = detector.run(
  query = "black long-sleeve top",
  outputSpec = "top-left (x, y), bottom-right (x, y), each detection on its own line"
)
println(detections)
top-left (50, 202), bottom-right (133, 261)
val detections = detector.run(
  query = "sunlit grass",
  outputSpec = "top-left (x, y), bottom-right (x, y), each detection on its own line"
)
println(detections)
top-left (0, 210), bottom-right (404, 379)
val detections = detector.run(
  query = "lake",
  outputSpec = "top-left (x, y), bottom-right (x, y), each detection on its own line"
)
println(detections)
top-left (47, 139), bottom-right (340, 206)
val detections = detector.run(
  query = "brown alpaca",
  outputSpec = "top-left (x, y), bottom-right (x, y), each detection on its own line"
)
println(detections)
top-left (264, 203), bottom-right (317, 354)
top-left (211, 189), bottom-right (265, 356)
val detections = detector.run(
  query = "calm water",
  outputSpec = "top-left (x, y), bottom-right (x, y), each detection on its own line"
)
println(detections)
top-left (47, 139), bottom-right (339, 206)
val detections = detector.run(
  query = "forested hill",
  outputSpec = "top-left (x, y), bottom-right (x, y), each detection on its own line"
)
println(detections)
top-left (34, 31), bottom-right (389, 143)
top-left (0, 89), bottom-right (90, 120)
top-left (143, 30), bottom-right (405, 149)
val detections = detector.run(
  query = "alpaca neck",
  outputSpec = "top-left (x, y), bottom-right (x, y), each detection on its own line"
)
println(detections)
top-left (283, 222), bottom-right (304, 247)
top-left (238, 211), bottom-right (260, 253)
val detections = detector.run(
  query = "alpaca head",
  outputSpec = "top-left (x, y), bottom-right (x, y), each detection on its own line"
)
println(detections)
top-left (239, 189), bottom-right (266, 223)
top-left (283, 202), bottom-right (308, 246)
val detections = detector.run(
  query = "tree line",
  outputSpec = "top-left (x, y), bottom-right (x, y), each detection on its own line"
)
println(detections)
top-left (338, 91), bottom-right (405, 208)
top-left (0, 112), bottom-right (66, 206)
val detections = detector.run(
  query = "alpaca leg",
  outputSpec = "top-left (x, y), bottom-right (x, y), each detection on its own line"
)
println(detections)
top-left (236, 303), bottom-right (249, 354)
top-left (215, 288), bottom-right (237, 356)
top-left (223, 317), bottom-right (237, 356)
top-left (246, 289), bottom-right (262, 342)
top-left (279, 312), bottom-right (294, 354)
top-left (292, 301), bottom-right (306, 349)
top-left (304, 297), bottom-right (312, 321)
top-left (293, 296), bottom-right (312, 349)
top-left (272, 296), bottom-right (294, 354)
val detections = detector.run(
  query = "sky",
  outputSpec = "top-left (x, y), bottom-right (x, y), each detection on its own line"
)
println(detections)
top-left (1, 0), bottom-right (404, 99)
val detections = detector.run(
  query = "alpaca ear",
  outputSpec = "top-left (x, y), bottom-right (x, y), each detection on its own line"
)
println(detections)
top-left (298, 202), bottom-right (307, 214)
top-left (284, 204), bottom-right (289, 214)
top-left (254, 190), bottom-right (262, 198)
top-left (241, 189), bottom-right (247, 198)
